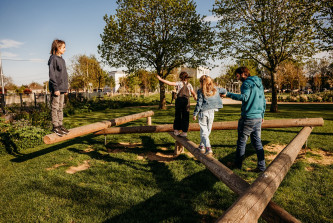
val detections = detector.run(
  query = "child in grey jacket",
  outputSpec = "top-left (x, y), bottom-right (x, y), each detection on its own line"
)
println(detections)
top-left (48, 39), bottom-right (69, 137)
top-left (193, 75), bottom-right (227, 155)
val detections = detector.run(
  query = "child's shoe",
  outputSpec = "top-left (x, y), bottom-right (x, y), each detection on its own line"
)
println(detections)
top-left (179, 132), bottom-right (187, 137)
top-left (198, 145), bottom-right (205, 153)
top-left (205, 147), bottom-right (213, 155)
top-left (52, 126), bottom-right (65, 137)
top-left (174, 130), bottom-right (180, 136)
top-left (59, 125), bottom-right (69, 134)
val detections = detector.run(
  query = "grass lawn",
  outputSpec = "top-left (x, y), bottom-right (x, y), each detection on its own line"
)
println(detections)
top-left (0, 103), bottom-right (332, 222)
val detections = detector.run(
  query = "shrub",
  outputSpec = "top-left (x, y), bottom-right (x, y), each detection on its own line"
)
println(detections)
top-left (0, 119), bottom-right (47, 155)
top-left (23, 88), bottom-right (32, 95)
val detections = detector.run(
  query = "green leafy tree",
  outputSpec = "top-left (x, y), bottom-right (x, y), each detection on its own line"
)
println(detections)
top-left (314, 0), bottom-right (333, 51)
top-left (69, 55), bottom-right (107, 92)
top-left (216, 59), bottom-right (261, 89)
top-left (98, 0), bottom-right (215, 109)
top-left (213, 0), bottom-right (317, 112)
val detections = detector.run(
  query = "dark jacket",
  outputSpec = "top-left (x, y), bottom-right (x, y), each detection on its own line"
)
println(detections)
top-left (226, 76), bottom-right (266, 119)
top-left (48, 55), bottom-right (68, 93)
top-left (193, 87), bottom-right (227, 117)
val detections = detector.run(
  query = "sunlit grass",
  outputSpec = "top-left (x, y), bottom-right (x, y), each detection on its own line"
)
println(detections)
top-left (0, 103), bottom-right (332, 222)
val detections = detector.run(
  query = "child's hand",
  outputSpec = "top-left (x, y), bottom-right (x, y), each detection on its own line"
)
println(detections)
top-left (193, 116), bottom-right (196, 121)
top-left (54, 90), bottom-right (60, 96)
top-left (156, 75), bottom-right (161, 80)
top-left (220, 93), bottom-right (226, 98)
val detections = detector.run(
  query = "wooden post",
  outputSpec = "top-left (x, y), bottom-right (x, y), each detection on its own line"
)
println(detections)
top-left (147, 116), bottom-right (152, 125)
top-left (44, 110), bottom-right (154, 144)
top-left (174, 141), bottom-right (184, 155)
top-left (94, 118), bottom-right (324, 135)
top-left (216, 127), bottom-right (313, 223)
top-left (168, 132), bottom-right (301, 223)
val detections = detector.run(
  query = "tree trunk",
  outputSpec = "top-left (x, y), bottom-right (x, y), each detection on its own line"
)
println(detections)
top-left (159, 81), bottom-right (166, 109)
top-left (269, 70), bottom-right (278, 112)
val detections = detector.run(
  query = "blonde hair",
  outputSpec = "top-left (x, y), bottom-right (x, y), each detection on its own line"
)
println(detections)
top-left (50, 39), bottom-right (65, 55)
top-left (199, 75), bottom-right (216, 97)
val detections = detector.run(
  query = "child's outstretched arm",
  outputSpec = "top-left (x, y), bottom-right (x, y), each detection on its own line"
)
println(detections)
top-left (190, 89), bottom-right (197, 101)
top-left (156, 75), bottom-right (177, 86)
top-left (193, 90), bottom-right (202, 121)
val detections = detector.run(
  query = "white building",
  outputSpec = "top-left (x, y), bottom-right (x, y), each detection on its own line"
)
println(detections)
top-left (174, 66), bottom-right (210, 79)
top-left (107, 70), bottom-right (127, 93)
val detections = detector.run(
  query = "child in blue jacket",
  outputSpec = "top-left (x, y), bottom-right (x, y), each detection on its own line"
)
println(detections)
top-left (193, 75), bottom-right (227, 155)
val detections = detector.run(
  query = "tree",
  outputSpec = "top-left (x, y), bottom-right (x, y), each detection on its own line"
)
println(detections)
top-left (69, 55), bottom-right (107, 92)
top-left (276, 61), bottom-right (307, 91)
top-left (98, 0), bottom-right (215, 109)
top-left (306, 58), bottom-right (333, 91)
top-left (314, 0), bottom-right (333, 51)
top-left (213, 0), bottom-right (317, 112)
top-left (215, 59), bottom-right (261, 90)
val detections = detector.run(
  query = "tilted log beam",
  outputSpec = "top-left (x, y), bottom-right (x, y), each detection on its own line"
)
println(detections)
top-left (43, 110), bottom-right (154, 144)
top-left (95, 118), bottom-right (323, 135)
top-left (216, 127), bottom-right (313, 223)
top-left (167, 133), bottom-right (301, 223)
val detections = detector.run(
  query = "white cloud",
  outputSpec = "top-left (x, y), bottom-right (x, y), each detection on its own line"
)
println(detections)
top-left (203, 15), bottom-right (221, 22)
top-left (0, 39), bottom-right (24, 49)
top-left (1, 51), bottom-right (18, 58)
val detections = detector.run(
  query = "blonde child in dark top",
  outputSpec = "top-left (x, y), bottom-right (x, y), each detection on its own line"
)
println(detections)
top-left (193, 75), bottom-right (227, 155)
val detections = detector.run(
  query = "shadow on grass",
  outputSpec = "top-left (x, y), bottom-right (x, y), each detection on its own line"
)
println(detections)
top-left (215, 140), bottom-right (270, 169)
top-left (10, 134), bottom-right (102, 163)
top-left (103, 135), bottom-right (224, 223)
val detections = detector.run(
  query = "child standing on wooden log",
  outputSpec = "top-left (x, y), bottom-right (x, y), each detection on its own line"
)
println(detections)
top-left (157, 72), bottom-right (197, 137)
top-left (48, 39), bottom-right (69, 137)
top-left (193, 75), bottom-right (227, 155)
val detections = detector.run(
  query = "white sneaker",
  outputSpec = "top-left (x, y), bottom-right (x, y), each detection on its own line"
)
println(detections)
top-left (179, 132), bottom-right (187, 137)
top-left (174, 130), bottom-right (180, 136)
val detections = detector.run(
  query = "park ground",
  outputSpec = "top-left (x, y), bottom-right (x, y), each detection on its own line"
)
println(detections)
top-left (0, 103), bottom-right (332, 223)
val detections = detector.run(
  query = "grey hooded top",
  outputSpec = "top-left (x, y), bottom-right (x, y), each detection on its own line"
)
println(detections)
top-left (48, 54), bottom-right (68, 93)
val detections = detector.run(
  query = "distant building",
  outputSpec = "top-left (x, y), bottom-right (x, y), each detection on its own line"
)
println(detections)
top-left (174, 66), bottom-right (210, 79)
top-left (107, 70), bottom-right (127, 93)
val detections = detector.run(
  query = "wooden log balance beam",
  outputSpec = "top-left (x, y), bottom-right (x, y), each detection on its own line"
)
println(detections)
top-left (216, 126), bottom-right (313, 223)
top-left (167, 132), bottom-right (301, 223)
top-left (43, 110), bottom-right (154, 144)
top-left (95, 118), bottom-right (324, 135)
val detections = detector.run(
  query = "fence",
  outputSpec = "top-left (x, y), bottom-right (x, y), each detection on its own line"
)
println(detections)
top-left (0, 92), bottom-right (109, 114)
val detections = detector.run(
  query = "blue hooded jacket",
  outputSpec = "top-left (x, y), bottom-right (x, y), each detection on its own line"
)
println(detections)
top-left (226, 76), bottom-right (266, 119)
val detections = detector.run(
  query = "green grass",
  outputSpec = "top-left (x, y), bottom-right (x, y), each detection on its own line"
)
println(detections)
top-left (0, 104), bottom-right (332, 222)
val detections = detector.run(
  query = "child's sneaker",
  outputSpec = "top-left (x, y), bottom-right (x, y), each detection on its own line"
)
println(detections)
top-left (198, 145), bottom-right (205, 153)
top-left (205, 147), bottom-right (213, 155)
top-left (52, 126), bottom-right (65, 137)
top-left (59, 125), bottom-right (69, 134)
top-left (179, 132), bottom-right (187, 137)
top-left (174, 130), bottom-right (180, 136)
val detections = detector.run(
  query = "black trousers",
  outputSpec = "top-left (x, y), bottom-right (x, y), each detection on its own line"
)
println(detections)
top-left (173, 97), bottom-right (190, 132)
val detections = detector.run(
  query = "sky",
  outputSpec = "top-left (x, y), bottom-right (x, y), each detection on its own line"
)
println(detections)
top-left (0, 0), bottom-right (227, 86)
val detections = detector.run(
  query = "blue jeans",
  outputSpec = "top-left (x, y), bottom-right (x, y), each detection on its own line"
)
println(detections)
top-left (236, 117), bottom-right (266, 171)
top-left (198, 109), bottom-right (215, 148)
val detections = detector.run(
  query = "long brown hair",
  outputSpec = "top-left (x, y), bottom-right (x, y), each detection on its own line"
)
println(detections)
top-left (199, 75), bottom-right (216, 97)
top-left (50, 39), bottom-right (65, 55)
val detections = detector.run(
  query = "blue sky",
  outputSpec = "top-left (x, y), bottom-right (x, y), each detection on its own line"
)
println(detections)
top-left (0, 0), bottom-right (225, 86)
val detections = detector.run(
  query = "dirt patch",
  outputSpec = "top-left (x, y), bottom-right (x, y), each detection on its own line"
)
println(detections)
top-left (80, 146), bottom-right (94, 153)
top-left (265, 144), bottom-right (333, 166)
top-left (46, 163), bottom-right (67, 171)
top-left (66, 160), bottom-right (90, 174)
top-left (298, 149), bottom-right (333, 165)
